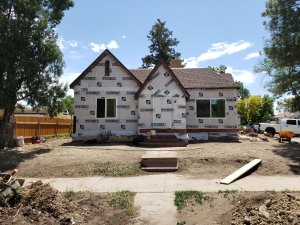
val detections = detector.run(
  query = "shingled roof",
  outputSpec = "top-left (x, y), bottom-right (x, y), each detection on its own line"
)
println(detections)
top-left (130, 68), bottom-right (238, 89)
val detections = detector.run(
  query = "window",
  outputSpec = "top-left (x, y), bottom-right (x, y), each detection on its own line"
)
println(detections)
top-left (211, 99), bottom-right (225, 117)
top-left (287, 120), bottom-right (296, 125)
top-left (196, 99), bottom-right (225, 118)
top-left (97, 98), bottom-right (116, 118)
top-left (196, 100), bottom-right (210, 117)
top-left (105, 60), bottom-right (110, 76)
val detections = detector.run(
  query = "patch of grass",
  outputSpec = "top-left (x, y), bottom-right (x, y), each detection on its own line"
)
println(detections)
top-left (282, 188), bottom-right (291, 193)
top-left (107, 190), bottom-right (136, 216)
top-left (64, 189), bottom-right (75, 199)
top-left (46, 134), bottom-right (71, 139)
top-left (218, 189), bottom-right (238, 199)
top-left (177, 221), bottom-right (186, 225)
top-left (92, 163), bottom-right (141, 176)
top-left (265, 189), bottom-right (276, 194)
top-left (174, 190), bottom-right (211, 210)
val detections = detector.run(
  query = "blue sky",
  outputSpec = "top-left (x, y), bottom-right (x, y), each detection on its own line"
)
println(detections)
top-left (57, 0), bottom-right (270, 98)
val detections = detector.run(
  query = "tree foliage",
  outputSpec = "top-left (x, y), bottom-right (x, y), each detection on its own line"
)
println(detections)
top-left (256, 0), bottom-right (300, 109)
top-left (208, 65), bottom-right (227, 74)
top-left (276, 96), bottom-right (300, 112)
top-left (61, 95), bottom-right (74, 115)
top-left (259, 94), bottom-right (275, 121)
top-left (237, 96), bottom-right (263, 124)
top-left (0, 0), bottom-right (73, 147)
top-left (235, 81), bottom-right (250, 99)
top-left (142, 19), bottom-right (181, 68)
top-left (237, 95), bottom-right (275, 124)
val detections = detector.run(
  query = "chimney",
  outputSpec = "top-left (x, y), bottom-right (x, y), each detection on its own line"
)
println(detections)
top-left (170, 58), bottom-right (184, 68)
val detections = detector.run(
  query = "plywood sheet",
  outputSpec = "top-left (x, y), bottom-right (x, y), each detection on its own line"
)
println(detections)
top-left (221, 159), bottom-right (262, 185)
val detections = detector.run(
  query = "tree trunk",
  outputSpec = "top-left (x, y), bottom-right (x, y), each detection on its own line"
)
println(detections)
top-left (0, 106), bottom-right (16, 148)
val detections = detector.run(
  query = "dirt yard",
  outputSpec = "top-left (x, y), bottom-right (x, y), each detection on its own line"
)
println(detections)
top-left (176, 191), bottom-right (300, 225)
top-left (0, 181), bottom-right (137, 225)
top-left (0, 135), bottom-right (299, 178)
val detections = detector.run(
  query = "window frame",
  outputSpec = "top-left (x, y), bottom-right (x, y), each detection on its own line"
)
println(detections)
top-left (96, 98), bottom-right (117, 119)
top-left (196, 98), bottom-right (226, 118)
top-left (104, 60), bottom-right (110, 76)
top-left (286, 119), bottom-right (296, 125)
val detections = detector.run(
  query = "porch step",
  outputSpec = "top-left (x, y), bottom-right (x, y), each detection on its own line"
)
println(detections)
top-left (146, 138), bottom-right (184, 143)
top-left (141, 152), bottom-right (178, 171)
top-left (151, 135), bottom-right (177, 139)
top-left (140, 142), bottom-right (187, 148)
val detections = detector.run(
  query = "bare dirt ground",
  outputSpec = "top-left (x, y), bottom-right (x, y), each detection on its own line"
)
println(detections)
top-left (1, 136), bottom-right (299, 225)
top-left (176, 191), bottom-right (300, 225)
top-left (0, 181), bottom-right (137, 225)
top-left (0, 135), bottom-right (299, 178)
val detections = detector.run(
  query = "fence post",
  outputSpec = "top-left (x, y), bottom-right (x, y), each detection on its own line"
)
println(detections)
top-left (37, 122), bottom-right (40, 136)
top-left (55, 120), bottom-right (58, 137)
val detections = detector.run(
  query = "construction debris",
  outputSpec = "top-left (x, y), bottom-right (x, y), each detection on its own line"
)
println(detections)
top-left (220, 159), bottom-right (262, 184)
top-left (0, 169), bottom-right (24, 206)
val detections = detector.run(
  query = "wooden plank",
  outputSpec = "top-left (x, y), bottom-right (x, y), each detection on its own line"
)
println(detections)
top-left (141, 166), bottom-right (178, 171)
top-left (142, 151), bottom-right (177, 159)
top-left (220, 159), bottom-right (262, 185)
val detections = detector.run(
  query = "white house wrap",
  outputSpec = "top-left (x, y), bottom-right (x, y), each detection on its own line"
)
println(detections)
top-left (70, 49), bottom-right (240, 142)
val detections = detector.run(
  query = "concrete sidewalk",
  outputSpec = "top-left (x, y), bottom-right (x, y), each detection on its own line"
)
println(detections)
top-left (24, 174), bottom-right (300, 225)
top-left (24, 174), bottom-right (300, 193)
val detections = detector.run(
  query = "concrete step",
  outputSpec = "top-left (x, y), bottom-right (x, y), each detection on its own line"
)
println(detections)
top-left (145, 138), bottom-right (184, 143)
top-left (140, 142), bottom-right (187, 148)
top-left (141, 152), bottom-right (178, 172)
top-left (151, 135), bottom-right (177, 139)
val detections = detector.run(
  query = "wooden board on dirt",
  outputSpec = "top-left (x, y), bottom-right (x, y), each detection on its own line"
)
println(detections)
top-left (220, 159), bottom-right (262, 185)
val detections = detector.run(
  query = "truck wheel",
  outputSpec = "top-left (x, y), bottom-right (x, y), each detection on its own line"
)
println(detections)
top-left (266, 127), bottom-right (276, 137)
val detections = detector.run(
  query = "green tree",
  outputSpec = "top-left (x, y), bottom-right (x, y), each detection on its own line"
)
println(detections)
top-left (0, 0), bottom-right (74, 148)
top-left (259, 94), bottom-right (275, 122)
top-left (61, 95), bottom-right (74, 115)
top-left (235, 81), bottom-right (250, 99)
top-left (142, 19), bottom-right (181, 68)
top-left (276, 96), bottom-right (300, 113)
top-left (208, 65), bottom-right (227, 74)
top-left (256, 0), bottom-right (300, 110)
top-left (237, 96), bottom-right (263, 124)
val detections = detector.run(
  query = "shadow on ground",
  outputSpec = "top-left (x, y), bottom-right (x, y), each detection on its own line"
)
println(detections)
top-left (272, 142), bottom-right (300, 174)
top-left (0, 148), bottom-right (51, 172)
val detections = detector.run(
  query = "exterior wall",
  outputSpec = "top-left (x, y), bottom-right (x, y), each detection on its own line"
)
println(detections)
top-left (73, 54), bottom-right (139, 141)
top-left (138, 65), bottom-right (186, 132)
top-left (186, 88), bottom-right (240, 140)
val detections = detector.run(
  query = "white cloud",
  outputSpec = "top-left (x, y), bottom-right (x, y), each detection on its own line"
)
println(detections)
top-left (122, 35), bottom-right (126, 39)
top-left (184, 40), bottom-right (252, 67)
top-left (57, 37), bottom-right (64, 50)
top-left (106, 40), bottom-right (119, 49)
top-left (243, 52), bottom-right (260, 60)
top-left (67, 40), bottom-right (78, 48)
top-left (90, 40), bottom-right (119, 53)
top-left (90, 42), bottom-right (106, 53)
top-left (227, 66), bottom-right (255, 85)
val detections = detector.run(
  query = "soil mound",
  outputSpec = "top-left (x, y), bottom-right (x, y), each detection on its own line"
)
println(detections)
top-left (231, 192), bottom-right (300, 224)
top-left (0, 181), bottom-right (79, 225)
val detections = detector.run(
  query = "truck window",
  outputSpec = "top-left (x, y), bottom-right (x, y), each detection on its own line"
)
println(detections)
top-left (287, 120), bottom-right (296, 125)
top-left (298, 120), bottom-right (300, 126)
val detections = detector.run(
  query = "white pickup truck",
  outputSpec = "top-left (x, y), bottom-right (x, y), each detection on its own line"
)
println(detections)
top-left (259, 119), bottom-right (300, 136)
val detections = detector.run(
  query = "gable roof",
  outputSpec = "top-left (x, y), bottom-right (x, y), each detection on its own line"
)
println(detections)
top-left (134, 58), bottom-right (190, 99)
top-left (69, 49), bottom-right (142, 89)
top-left (130, 68), bottom-right (238, 89)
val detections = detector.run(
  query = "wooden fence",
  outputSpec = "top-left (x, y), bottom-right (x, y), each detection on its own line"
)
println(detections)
top-left (14, 116), bottom-right (72, 139)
